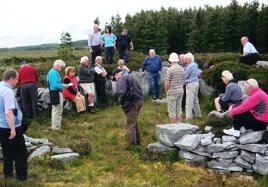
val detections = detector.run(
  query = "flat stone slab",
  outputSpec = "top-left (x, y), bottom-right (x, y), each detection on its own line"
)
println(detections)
top-left (156, 123), bottom-right (199, 147)
top-left (236, 144), bottom-right (266, 154)
top-left (28, 146), bottom-right (51, 161)
top-left (179, 149), bottom-right (207, 162)
top-left (52, 147), bottom-right (73, 154)
top-left (238, 130), bottom-right (265, 144)
top-left (147, 142), bottom-right (176, 153)
top-left (51, 153), bottom-right (80, 162)
top-left (252, 154), bottom-right (268, 175)
top-left (207, 161), bottom-right (243, 172)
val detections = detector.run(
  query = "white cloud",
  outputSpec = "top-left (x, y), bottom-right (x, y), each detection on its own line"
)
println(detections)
top-left (0, 0), bottom-right (267, 48)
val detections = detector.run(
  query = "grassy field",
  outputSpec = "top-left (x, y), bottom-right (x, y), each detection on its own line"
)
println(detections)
top-left (0, 50), bottom-right (267, 186)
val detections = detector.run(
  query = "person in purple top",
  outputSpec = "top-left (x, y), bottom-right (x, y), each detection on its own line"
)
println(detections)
top-left (88, 24), bottom-right (102, 66)
top-left (113, 68), bottom-right (143, 146)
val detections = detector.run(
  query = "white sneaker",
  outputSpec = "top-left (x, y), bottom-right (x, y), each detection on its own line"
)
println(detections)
top-left (240, 126), bottom-right (246, 134)
top-left (223, 127), bottom-right (240, 137)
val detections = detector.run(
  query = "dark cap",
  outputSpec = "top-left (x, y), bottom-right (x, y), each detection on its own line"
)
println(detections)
top-left (21, 61), bottom-right (28, 65)
top-left (123, 29), bottom-right (128, 33)
top-left (112, 68), bottom-right (122, 80)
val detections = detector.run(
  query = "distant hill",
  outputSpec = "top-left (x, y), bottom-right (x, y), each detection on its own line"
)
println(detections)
top-left (0, 40), bottom-right (88, 51)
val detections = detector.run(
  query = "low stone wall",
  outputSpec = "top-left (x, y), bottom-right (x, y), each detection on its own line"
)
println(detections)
top-left (147, 123), bottom-right (268, 175)
top-left (0, 134), bottom-right (80, 162)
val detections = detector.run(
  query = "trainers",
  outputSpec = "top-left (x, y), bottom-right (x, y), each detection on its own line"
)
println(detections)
top-left (223, 127), bottom-right (240, 137)
top-left (158, 96), bottom-right (162, 100)
top-left (152, 96), bottom-right (157, 100)
top-left (240, 126), bottom-right (246, 134)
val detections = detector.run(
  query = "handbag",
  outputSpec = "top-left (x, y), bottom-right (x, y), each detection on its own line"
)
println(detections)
top-left (49, 90), bottom-right (60, 105)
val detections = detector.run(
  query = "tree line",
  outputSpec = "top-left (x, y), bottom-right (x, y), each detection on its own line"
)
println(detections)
top-left (105, 0), bottom-right (268, 55)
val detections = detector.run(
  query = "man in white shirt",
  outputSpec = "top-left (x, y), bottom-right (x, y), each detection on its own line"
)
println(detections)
top-left (238, 36), bottom-right (259, 65)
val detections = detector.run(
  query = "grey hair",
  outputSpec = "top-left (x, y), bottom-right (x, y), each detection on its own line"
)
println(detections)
top-left (246, 78), bottom-right (259, 89)
top-left (118, 59), bottom-right (124, 65)
top-left (185, 52), bottom-right (194, 62)
top-left (53, 59), bottom-right (65, 67)
top-left (95, 56), bottom-right (102, 62)
top-left (80, 56), bottom-right (88, 64)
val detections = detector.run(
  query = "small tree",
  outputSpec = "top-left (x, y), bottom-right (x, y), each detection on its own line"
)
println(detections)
top-left (57, 32), bottom-right (73, 60)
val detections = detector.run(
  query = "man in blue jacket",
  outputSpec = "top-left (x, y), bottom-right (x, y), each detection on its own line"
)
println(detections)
top-left (141, 49), bottom-right (162, 100)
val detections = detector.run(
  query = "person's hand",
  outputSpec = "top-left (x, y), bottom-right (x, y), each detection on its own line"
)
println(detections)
top-left (130, 47), bottom-right (134, 51)
top-left (77, 92), bottom-right (81, 97)
top-left (114, 46), bottom-right (117, 50)
top-left (141, 72), bottom-right (145, 76)
top-left (139, 107), bottom-right (142, 112)
top-left (9, 129), bottom-right (16, 140)
top-left (89, 49), bottom-right (93, 54)
top-left (228, 105), bottom-right (233, 111)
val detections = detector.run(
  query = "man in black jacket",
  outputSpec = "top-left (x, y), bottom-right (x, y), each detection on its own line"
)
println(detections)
top-left (78, 56), bottom-right (96, 113)
top-left (113, 68), bottom-right (143, 146)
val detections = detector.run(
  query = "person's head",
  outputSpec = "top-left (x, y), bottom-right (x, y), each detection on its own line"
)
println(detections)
top-left (80, 56), bottom-right (89, 66)
top-left (168, 52), bottom-right (180, 64)
top-left (179, 54), bottom-right (185, 63)
top-left (95, 56), bottom-right (103, 65)
top-left (20, 61), bottom-right (28, 67)
top-left (53, 59), bottom-right (65, 72)
top-left (65, 66), bottom-right (75, 76)
top-left (241, 36), bottom-right (248, 45)
top-left (184, 52), bottom-right (194, 65)
top-left (118, 59), bottom-right (125, 67)
top-left (149, 49), bottom-right (156, 58)
top-left (2, 69), bottom-right (18, 88)
top-left (93, 24), bottom-right (99, 32)
top-left (105, 25), bottom-right (112, 34)
top-left (122, 29), bottom-right (128, 36)
top-left (245, 78), bottom-right (259, 95)
top-left (112, 68), bottom-right (123, 81)
top-left (221, 70), bottom-right (233, 84)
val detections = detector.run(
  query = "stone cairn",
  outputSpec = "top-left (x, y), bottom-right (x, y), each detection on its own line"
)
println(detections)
top-left (0, 134), bottom-right (80, 162)
top-left (147, 123), bottom-right (268, 175)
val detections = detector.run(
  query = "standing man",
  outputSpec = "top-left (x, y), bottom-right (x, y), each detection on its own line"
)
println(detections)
top-left (0, 69), bottom-right (27, 180)
top-left (184, 52), bottom-right (202, 120)
top-left (18, 61), bottom-right (39, 119)
top-left (46, 60), bottom-right (69, 130)
top-left (141, 49), bottom-right (162, 100)
top-left (113, 68), bottom-right (144, 146)
top-left (93, 56), bottom-right (108, 106)
top-left (238, 36), bottom-right (259, 65)
top-left (88, 24), bottom-right (102, 66)
top-left (78, 56), bottom-right (96, 113)
top-left (115, 29), bottom-right (134, 63)
top-left (165, 53), bottom-right (185, 123)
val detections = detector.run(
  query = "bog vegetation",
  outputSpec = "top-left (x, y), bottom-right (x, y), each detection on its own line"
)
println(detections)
top-left (0, 48), bottom-right (268, 187)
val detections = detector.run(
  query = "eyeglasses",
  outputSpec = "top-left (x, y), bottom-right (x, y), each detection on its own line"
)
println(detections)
top-left (120, 63), bottom-right (124, 66)
top-left (221, 76), bottom-right (225, 78)
top-left (246, 80), bottom-right (252, 88)
top-left (69, 70), bottom-right (75, 73)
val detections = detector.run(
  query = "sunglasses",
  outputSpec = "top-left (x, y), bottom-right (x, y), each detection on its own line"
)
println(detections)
top-left (69, 70), bottom-right (75, 73)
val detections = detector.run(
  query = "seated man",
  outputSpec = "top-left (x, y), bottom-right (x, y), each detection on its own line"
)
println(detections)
top-left (223, 79), bottom-right (268, 137)
top-left (117, 59), bottom-right (130, 75)
top-left (238, 36), bottom-right (259, 65)
top-left (214, 70), bottom-right (243, 112)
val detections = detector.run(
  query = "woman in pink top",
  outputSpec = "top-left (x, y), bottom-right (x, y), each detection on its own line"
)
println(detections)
top-left (223, 78), bottom-right (268, 137)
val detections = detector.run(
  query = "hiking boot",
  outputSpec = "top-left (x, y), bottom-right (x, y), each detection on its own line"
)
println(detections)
top-left (93, 106), bottom-right (99, 112)
top-left (223, 127), bottom-right (240, 137)
top-left (88, 106), bottom-right (96, 114)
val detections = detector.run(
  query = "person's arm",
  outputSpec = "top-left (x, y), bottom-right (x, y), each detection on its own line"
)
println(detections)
top-left (130, 42), bottom-right (134, 51)
top-left (159, 56), bottom-right (162, 72)
top-left (229, 94), bottom-right (259, 116)
top-left (141, 58), bottom-right (147, 75)
top-left (5, 109), bottom-right (16, 139)
top-left (63, 78), bottom-right (76, 95)
top-left (88, 33), bottom-right (93, 53)
top-left (165, 80), bottom-right (170, 93)
top-left (221, 85), bottom-right (232, 102)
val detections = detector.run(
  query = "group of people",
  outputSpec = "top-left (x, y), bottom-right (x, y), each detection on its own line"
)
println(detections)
top-left (88, 24), bottom-right (134, 65)
top-left (0, 30), bottom-right (264, 181)
top-left (211, 70), bottom-right (268, 137)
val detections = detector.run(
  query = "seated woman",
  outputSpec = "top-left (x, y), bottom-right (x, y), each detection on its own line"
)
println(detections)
top-left (214, 70), bottom-right (243, 112)
top-left (62, 66), bottom-right (86, 116)
top-left (118, 59), bottom-right (130, 75)
top-left (223, 78), bottom-right (268, 137)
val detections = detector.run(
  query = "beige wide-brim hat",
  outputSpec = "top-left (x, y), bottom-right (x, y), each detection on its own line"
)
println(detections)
top-left (168, 52), bottom-right (179, 62)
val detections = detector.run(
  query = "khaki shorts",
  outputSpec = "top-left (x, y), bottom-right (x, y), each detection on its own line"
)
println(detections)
top-left (167, 94), bottom-right (183, 118)
top-left (79, 83), bottom-right (95, 94)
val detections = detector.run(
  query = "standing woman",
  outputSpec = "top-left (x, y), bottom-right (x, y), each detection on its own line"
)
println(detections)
top-left (102, 25), bottom-right (117, 64)
top-left (62, 66), bottom-right (86, 116)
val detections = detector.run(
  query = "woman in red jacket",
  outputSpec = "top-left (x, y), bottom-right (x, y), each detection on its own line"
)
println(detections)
top-left (62, 66), bottom-right (86, 116)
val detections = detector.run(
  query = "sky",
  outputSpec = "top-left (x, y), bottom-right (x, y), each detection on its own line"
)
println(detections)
top-left (0, 0), bottom-right (267, 48)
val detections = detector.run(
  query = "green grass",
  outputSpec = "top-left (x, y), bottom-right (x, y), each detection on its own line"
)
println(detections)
top-left (0, 99), bottom-right (264, 187)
